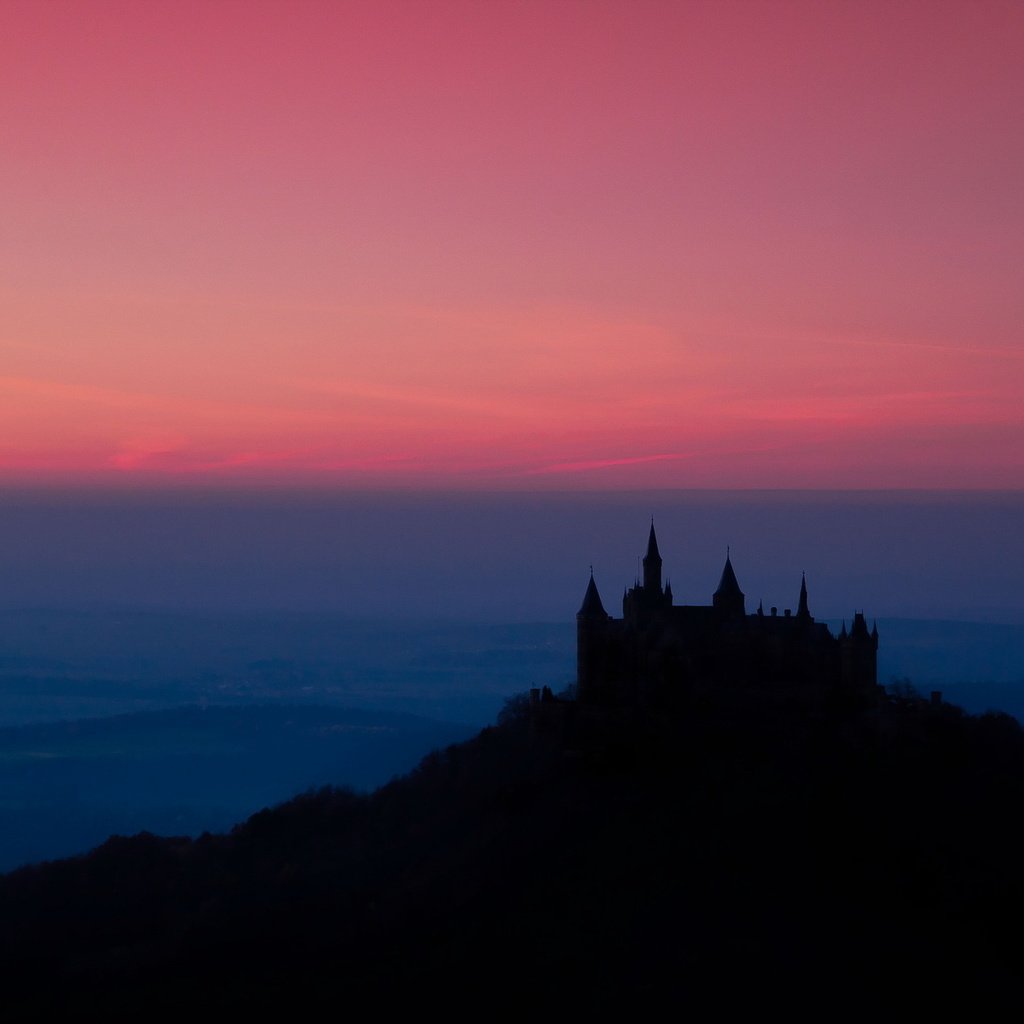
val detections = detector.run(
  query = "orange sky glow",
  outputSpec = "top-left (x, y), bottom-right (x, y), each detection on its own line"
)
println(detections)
top-left (1, 0), bottom-right (1021, 489)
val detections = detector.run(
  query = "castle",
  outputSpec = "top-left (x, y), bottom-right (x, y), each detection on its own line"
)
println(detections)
top-left (576, 522), bottom-right (879, 709)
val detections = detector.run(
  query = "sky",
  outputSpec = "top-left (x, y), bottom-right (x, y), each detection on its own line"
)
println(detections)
top-left (2, 489), bottom-right (1023, 622)
top-left (1, 0), bottom-right (1022, 490)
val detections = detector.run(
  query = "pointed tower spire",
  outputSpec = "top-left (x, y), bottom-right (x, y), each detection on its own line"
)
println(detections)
top-left (713, 549), bottom-right (745, 617)
top-left (797, 572), bottom-right (811, 621)
top-left (642, 519), bottom-right (663, 594)
top-left (646, 518), bottom-right (660, 559)
top-left (578, 571), bottom-right (607, 618)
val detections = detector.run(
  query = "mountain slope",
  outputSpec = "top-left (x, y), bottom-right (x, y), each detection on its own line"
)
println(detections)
top-left (1, 696), bottom-right (1023, 1012)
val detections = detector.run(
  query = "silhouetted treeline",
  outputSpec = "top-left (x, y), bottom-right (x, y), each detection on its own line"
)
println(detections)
top-left (1, 694), bottom-right (1023, 1013)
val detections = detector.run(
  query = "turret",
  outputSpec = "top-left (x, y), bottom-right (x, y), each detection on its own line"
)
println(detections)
top-left (713, 549), bottom-right (745, 618)
top-left (577, 571), bottom-right (612, 703)
top-left (578, 572), bottom-right (607, 619)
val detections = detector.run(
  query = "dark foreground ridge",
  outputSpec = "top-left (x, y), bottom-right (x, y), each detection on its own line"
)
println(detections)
top-left (1, 690), bottom-right (1023, 1013)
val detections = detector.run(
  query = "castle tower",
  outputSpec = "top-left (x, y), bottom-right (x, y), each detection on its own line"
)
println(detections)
top-left (713, 551), bottom-right (745, 619)
top-left (624, 521), bottom-right (671, 618)
top-left (577, 572), bottom-right (612, 703)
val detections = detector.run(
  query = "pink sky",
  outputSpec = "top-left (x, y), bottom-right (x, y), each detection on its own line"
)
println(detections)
top-left (1, 0), bottom-right (1021, 488)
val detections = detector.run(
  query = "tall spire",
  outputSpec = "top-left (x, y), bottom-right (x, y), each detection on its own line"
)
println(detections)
top-left (797, 572), bottom-right (811, 620)
top-left (642, 519), bottom-right (663, 594)
top-left (646, 519), bottom-right (660, 560)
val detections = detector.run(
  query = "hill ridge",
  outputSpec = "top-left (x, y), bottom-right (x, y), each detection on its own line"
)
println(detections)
top-left (1, 691), bottom-right (1023, 1011)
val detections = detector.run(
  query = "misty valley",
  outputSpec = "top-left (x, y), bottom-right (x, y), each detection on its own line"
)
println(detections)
top-left (0, 613), bottom-right (572, 870)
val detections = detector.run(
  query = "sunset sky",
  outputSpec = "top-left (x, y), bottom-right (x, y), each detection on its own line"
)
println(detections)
top-left (2, 0), bottom-right (1021, 489)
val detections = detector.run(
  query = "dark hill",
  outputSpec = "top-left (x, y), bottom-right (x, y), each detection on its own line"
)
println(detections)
top-left (1, 695), bottom-right (1023, 1014)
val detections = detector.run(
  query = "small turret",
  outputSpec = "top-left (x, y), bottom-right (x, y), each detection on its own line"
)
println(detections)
top-left (578, 572), bottom-right (607, 619)
top-left (713, 549), bottom-right (745, 618)
top-left (577, 570), bottom-right (614, 703)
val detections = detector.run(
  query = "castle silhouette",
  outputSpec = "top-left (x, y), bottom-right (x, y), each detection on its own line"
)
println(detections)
top-left (576, 522), bottom-right (878, 707)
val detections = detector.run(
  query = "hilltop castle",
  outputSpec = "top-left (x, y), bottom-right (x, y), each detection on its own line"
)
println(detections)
top-left (576, 523), bottom-right (878, 708)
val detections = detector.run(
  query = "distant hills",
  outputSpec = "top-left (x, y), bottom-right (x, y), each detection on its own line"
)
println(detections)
top-left (0, 611), bottom-right (576, 726)
top-left (870, 618), bottom-right (1024, 718)
top-left (0, 610), bottom-right (1021, 726)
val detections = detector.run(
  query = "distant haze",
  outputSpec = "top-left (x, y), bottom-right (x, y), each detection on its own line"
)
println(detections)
top-left (0, 489), bottom-right (1020, 625)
